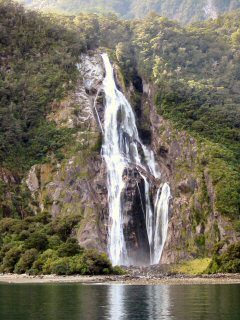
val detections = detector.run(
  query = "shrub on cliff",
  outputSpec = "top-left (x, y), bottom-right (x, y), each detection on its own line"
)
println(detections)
top-left (31, 249), bottom-right (58, 275)
top-left (43, 250), bottom-right (113, 275)
top-left (0, 218), bottom-right (28, 235)
top-left (207, 242), bottom-right (240, 273)
top-left (79, 250), bottom-right (113, 275)
top-left (57, 238), bottom-right (82, 257)
top-left (48, 235), bottom-right (63, 250)
top-left (24, 232), bottom-right (48, 251)
top-left (30, 250), bottom-right (115, 276)
top-left (14, 249), bottom-right (38, 274)
top-left (49, 257), bottom-right (72, 275)
top-left (0, 213), bottom-right (121, 275)
top-left (50, 214), bottom-right (82, 241)
top-left (1, 246), bottom-right (22, 273)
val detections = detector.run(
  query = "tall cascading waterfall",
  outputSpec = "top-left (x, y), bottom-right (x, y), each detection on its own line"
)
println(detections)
top-left (101, 53), bottom-right (171, 266)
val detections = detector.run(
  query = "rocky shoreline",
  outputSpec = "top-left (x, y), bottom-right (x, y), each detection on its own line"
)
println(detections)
top-left (0, 272), bottom-right (240, 285)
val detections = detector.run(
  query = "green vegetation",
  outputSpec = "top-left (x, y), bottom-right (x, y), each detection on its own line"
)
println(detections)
top-left (132, 13), bottom-right (240, 218)
top-left (207, 242), bottom-right (240, 273)
top-left (171, 258), bottom-right (211, 275)
top-left (18, 0), bottom-right (240, 24)
top-left (0, 0), bottom-right (131, 172)
top-left (0, 0), bottom-right (85, 171)
top-left (0, 213), bottom-right (119, 275)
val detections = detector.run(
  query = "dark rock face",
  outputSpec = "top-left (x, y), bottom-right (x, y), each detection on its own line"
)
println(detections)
top-left (158, 146), bottom-right (168, 158)
top-left (132, 74), bottom-right (143, 93)
top-left (121, 168), bottom-right (150, 265)
top-left (138, 128), bottom-right (152, 145)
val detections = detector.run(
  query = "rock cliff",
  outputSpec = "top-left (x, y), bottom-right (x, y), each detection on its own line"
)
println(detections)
top-left (25, 53), bottom-right (108, 252)
top-left (134, 78), bottom-right (239, 263)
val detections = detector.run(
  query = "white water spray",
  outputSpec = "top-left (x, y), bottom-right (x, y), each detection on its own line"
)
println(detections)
top-left (153, 183), bottom-right (171, 264)
top-left (101, 53), bottom-right (171, 266)
top-left (204, 0), bottom-right (218, 19)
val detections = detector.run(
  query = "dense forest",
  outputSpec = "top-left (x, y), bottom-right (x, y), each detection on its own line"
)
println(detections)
top-left (133, 12), bottom-right (240, 218)
top-left (18, 0), bottom-right (240, 24)
top-left (0, 0), bottom-right (239, 274)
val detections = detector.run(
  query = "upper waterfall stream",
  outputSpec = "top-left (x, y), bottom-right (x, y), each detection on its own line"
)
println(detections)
top-left (101, 53), bottom-right (171, 266)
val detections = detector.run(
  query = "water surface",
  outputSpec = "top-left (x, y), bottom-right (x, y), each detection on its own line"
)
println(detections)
top-left (0, 283), bottom-right (239, 320)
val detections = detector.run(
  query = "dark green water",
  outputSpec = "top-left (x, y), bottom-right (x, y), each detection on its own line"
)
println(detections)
top-left (0, 283), bottom-right (239, 320)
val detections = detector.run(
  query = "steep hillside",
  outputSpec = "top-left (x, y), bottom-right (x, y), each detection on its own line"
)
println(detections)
top-left (0, 1), bottom-right (239, 274)
top-left (18, 0), bottom-right (240, 24)
top-left (0, 0), bottom-right (119, 275)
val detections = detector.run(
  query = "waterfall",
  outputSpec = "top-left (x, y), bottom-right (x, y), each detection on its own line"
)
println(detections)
top-left (203, 0), bottom-right (218, 19)
top-left (101, 53), bottom-right (171, 266)
top-left (153, 183), bottom-right (171, 264)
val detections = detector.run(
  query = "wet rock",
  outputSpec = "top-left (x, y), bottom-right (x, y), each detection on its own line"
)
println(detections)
top-left (121, 168), bottom-right (150, 265)
top-left (77, 53), bottom-right (104, 93)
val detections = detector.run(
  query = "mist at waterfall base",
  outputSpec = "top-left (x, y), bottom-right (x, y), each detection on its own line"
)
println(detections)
top-left (101, 53), bottom-right (171, 266)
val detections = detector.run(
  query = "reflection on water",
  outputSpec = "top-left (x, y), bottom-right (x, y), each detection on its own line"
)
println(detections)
top-left (147, 285), bottom-right (173, 319)
top-left (107, 285), bottom-right (173, 319)
top-left (108, 285), bottom-right (125, 320)
top-left (0, 283), bottom-right (239, 320)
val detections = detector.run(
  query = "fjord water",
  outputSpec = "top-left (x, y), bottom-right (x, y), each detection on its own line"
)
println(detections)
top-left (1, 283), bottom-right (240, 320)
top-left (101, 53), bottom-right (171, 266)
